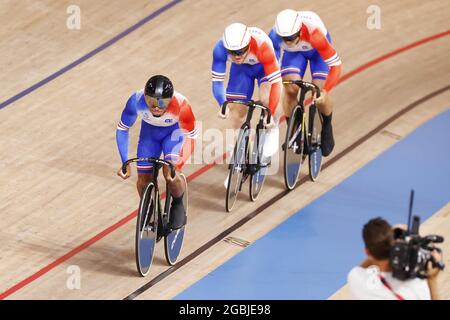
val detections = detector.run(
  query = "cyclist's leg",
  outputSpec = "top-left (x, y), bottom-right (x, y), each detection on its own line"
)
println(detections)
top-left (258, 73), bottom-right (282, 123)
top-left (310, 38), bottom-right (334, 156)
top-left (257, 66), bottom-right (282, 158)
top-left (222, 64), bottom-right (255, 186)
top-left (280, 51), bottom-right (308, 120)
top-left (275, 52), bottom-right (306, 152)
top-left (311, 32), bottom-right (334, 115)
top-left (310, 56), bottom-right (332, 115)
top-left (226, 63), bottom-right (254, 130)
top-left (136, 121), bottom-right (163, 197)
top-left (161, 125), bottom-right (186, 197)
top-left (162, 125), bottom-right (188, 229)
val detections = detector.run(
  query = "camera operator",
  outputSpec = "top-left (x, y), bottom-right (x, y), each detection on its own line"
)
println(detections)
top-left (347, 217), bottom-right (443, 300)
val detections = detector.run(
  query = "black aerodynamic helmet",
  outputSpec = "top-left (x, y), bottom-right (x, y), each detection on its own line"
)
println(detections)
top-left (144, 75), bottom-right (174, 99)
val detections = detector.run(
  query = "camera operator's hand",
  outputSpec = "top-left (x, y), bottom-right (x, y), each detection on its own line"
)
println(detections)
top-left (427, 249), bottom-right (443, 300)
top-left (427, 249), bottom-right (443, 279)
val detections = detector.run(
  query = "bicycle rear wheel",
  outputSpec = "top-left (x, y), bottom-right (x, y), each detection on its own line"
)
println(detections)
top-left (283, 105), bottom-right (304, 190)
top-left (135, 182), bottom-right (157, 277)
top-left (226, 126), bottom-right (249, 212)
top-left (249, 123), bottom-right (268, 201)
top-left (164, 173), bottom-right (188, 266)
top-left (308, 104), bottom-right (323, 181)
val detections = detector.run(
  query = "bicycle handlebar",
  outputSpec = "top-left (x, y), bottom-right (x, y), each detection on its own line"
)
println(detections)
top-left (282, 80), bottom-right (321, 98)
top-left (122, 157), bottom-right (176, 178)
top-left (221, 100), bottom-right (271, 124)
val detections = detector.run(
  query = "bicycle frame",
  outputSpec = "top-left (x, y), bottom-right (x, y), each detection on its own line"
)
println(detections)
top-left (283, 80), bottom-right (320, 110)
top-left (282, 80), bottom-right (324, 190)
top-left (287, 110), bottom-right (306, 152)
top-left (123, 157), bottom-right (187, 274)
top-left (283, 80), bottom-right (321, 151)
top-left (222, 100), bottom-right (271, 171)
top-left (221, 100), bottom-right (272, 211)
top-left (221, 100), bottom-right (271, 125)
top-left (122, 157), bottom-right (176, 236)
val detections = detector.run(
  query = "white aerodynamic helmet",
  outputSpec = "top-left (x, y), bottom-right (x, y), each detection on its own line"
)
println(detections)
top-left (275, 9), bottom-right (302, 37)
top-left (222, 23), bottom-right (251, 51)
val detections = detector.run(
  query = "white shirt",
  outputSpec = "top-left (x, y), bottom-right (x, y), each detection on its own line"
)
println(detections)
top-left (347, 266), bottom-right (431, 300)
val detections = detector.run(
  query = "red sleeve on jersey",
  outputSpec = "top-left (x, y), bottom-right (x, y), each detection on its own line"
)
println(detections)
top-left (309, 29), bottom-right (342, 92)
top-left (176, 100), bottom-right (197, 170)
top-left (257, 42), bottom-right (281, 116)
top-left (178, 100), bottom-right (196, 133)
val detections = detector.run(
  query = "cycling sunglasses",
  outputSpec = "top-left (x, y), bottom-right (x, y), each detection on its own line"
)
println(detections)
top-left (149, 96), bottom-right (171, 109)
top-left (227, 44), bottom-right (250, 57)
top-left (282, 32), bottom-right (299, 42)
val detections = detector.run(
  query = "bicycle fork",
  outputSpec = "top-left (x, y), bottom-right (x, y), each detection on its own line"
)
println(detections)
top-left (289, 111), bottom-right (306, 154)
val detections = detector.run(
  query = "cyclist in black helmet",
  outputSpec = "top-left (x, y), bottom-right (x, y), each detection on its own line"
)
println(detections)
top-left (116, 75), bottom-right (197, 230)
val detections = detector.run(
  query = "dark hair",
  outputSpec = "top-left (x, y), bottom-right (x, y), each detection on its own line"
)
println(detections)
top-left (363, 217), bottom-right (393, 260)
top-left (144, 75), bottom-right (174, 99)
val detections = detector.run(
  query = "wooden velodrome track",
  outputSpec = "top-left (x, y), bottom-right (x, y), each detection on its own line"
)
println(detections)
top-left (0, 0), bottom-right (449, 299)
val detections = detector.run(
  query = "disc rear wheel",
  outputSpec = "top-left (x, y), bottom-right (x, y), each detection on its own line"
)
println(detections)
top-left (308, 104), bottom-right (323, 181)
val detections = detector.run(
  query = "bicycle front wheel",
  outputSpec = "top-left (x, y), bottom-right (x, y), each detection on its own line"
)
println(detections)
top-left (135, 182), bottom-right (158, 277)
top-left (283, 105), bottom-right (304, 190)
top-left (226, 126), bottom-right (249, 212)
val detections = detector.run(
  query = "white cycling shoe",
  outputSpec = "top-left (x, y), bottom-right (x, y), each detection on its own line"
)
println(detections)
top-left (262, 127), bottom-right (279, 158)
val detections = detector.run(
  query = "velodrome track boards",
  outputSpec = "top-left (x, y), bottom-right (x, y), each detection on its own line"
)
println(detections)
top-left (0, 0), bottom-right (449, 299)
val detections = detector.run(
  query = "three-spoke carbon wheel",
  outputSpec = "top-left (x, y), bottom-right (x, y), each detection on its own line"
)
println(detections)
top-left (135, 182), bottom-right (158, 277)
top-left (249, 124), bottom-right (268, 201)
top-left (283, 105), bottom-right (305, 190)
top-left (226, 126), bottom-right (249, 212)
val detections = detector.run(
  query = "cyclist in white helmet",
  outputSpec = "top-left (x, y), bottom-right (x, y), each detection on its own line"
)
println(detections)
top-left (212, 23), bottom-right (282, 186)
top-left (269, 9), bottom-right (342, 157)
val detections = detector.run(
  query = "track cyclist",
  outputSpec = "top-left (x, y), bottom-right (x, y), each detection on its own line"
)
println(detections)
top-left (211, 22), bottom-right (282, 185)
top-left (116, 75), bottom-right (197, 230)
top-left (270, 9), bottom-right (342, 156)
